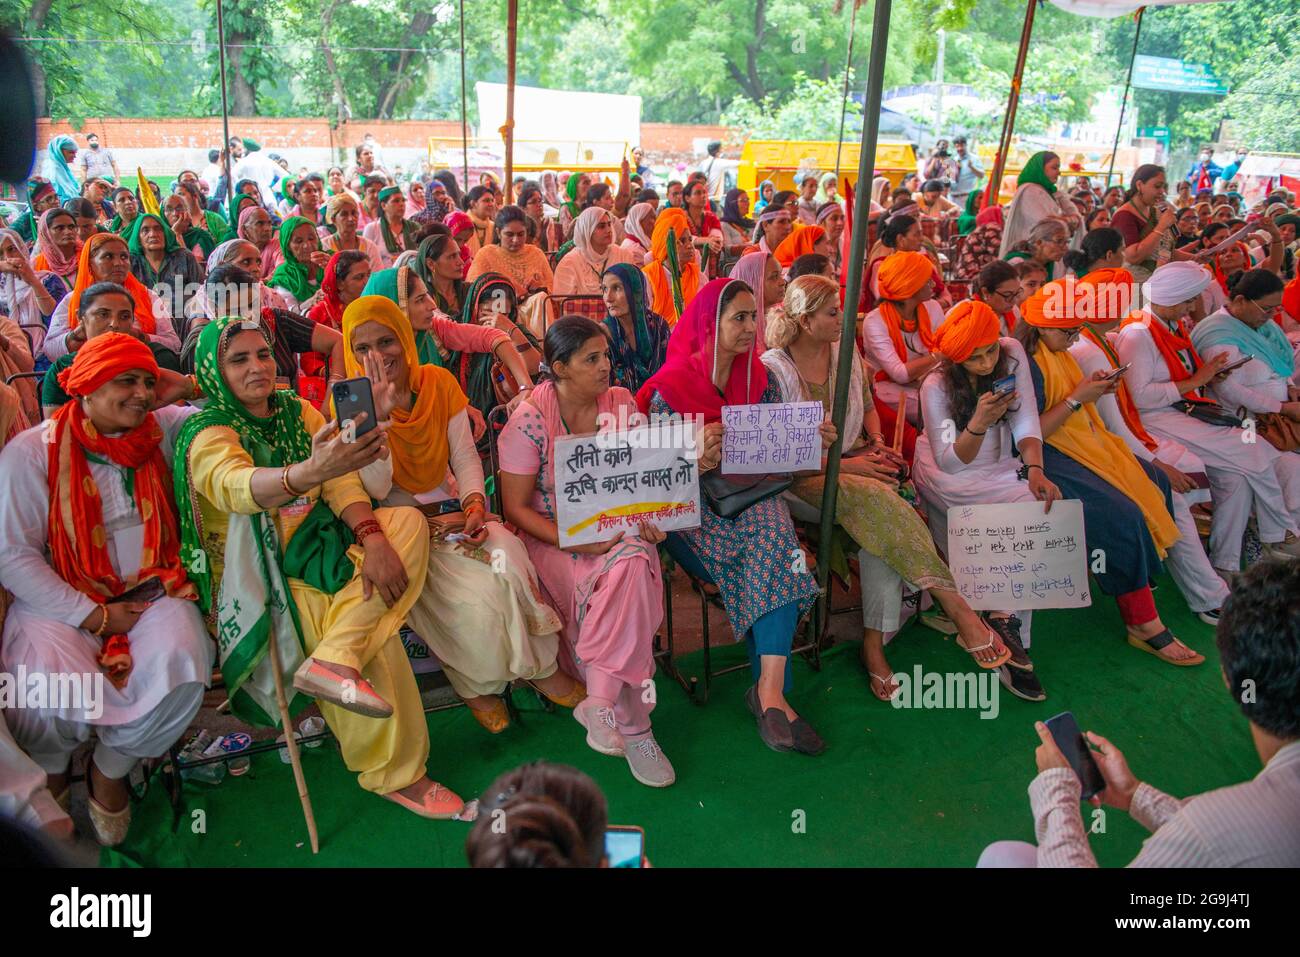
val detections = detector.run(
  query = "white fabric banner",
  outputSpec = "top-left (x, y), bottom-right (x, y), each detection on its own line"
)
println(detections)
top-left (1049, 0), bottom-right (1234, 18)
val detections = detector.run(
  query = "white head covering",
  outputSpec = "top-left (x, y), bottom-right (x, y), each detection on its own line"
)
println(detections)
top-left (0, 227), bottom-right (51, 331)
top-left (1146, 261), bottom-right (1213, 306)
top-left (207, 238), bottom-right (248, 272)
top-left (572, 206), bottom-right (614, 267)
top-left (624, 202), bottom-right (655, 250)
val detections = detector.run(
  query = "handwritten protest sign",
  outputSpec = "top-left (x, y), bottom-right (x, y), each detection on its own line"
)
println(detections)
top-left (720, 401), bottom-right (824, 475)
top-left (554, 424), bottom-right (701, 548)
top-left (946, 500), bottom-right (1091, 610)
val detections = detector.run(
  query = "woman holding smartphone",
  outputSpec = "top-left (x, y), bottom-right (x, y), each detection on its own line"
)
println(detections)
top-left (1064, 232), bottom-right (1230, 623)
top-left (342, 295), bottom-right (581, 734)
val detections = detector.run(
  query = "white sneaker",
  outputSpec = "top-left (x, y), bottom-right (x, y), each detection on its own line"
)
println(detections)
top-left (624, 732), bottom-right (676, 788)
top-left (574, 700), bottom-right (624, 756)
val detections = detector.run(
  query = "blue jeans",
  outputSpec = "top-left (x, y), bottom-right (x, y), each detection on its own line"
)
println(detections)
top-left (666, 534), bottom-right (798, 693)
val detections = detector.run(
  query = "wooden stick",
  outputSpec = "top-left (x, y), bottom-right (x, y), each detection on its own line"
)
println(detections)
top-left (892, 399), bottom-right (907, 454)
top-left (266, 638), bottom-right (319, 854)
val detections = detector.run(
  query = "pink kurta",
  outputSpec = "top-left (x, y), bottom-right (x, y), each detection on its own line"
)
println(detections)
top-left (497, 383), bottom-right (662, 734)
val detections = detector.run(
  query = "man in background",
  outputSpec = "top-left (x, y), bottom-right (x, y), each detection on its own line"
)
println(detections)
top-left (77, 132), bottom-right (120, 186)
top-left (949, 135), bottom-right (983, 208)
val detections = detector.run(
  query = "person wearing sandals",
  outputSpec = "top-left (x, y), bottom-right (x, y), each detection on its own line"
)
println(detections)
top-left (637, 278), bottom-right (829, 755)
top-left (176, 315), bottom-right (466, 820)
top-left (911, 300), bottom-right (1062, 682)
top-left (341, 295), bottom-right (584, 733)
top-left (498, 317), bottom-right (674, 787)
top-left (1017, 284), bottom-right (1202, 666)
top-left (1116, 261), bottom-right (1300, 569)
top-left (762, 277), bottom-right (1034, 701)
top-left (0, 334), bottom-right (212, 846)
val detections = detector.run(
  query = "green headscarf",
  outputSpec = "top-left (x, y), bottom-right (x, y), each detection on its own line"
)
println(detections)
top-left (281, 177), bottom-right (298, 204)
top-left (458, 273), bottom-right (517, 417)
top-left (564, 173), bottom-right (583, 218)
top-left (229, 192), bottom-right (258, 231)
top-left (126, 212), bottom-right (181, 257)
top-left (1018, 151), bottom-right (1058, 196)
top-left (957, 188), bottom-right (983, 235)
top-left (376, 186), bottom-right (419, 255)
top-left (362, 265), bottom-right (443, 367)
top-left (268, 216), bottom-right (322, 303)
top-left (173, 316), bottom-right (314, 614)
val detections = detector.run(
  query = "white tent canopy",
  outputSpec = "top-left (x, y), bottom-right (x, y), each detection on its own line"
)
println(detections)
top-left (1049, 0), bottom-right (1232, 16)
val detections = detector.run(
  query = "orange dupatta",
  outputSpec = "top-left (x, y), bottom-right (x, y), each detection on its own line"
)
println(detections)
top-left (1120, 308), bottom-right (1209, 404)
top-left (65, 233), bottom-right (158, 335)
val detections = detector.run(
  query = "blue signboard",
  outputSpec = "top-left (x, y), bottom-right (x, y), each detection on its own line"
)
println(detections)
top-left (1131, 55), bottom-right (1228, 96)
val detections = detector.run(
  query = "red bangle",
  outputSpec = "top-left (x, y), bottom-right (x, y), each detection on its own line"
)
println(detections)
top-left (353, 519), bottom-right (383, 542)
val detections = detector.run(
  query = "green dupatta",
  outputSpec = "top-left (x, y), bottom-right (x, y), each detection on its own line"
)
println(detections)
top-left (268, 216), bottom-right (322, 303)
top-left (376, 186), bottom-right (420, 255)
top-left (173, 315), bottom-right (349, 726)
top-left (1017, 152), bottom-right (1058, 196)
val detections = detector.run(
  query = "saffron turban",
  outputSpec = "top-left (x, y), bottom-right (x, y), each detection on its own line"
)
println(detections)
top-left (877, 251), bottom-right (933, 301)
top-left (58, 331), bottom-right (159, 398)
top-left (935, 300), bottom-right (1001, 362)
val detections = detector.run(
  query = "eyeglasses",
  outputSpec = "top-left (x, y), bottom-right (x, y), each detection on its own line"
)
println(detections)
top-left (990, 286), bottom-right (1021, 301)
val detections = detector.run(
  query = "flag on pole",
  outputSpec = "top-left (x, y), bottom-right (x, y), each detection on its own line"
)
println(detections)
top-left (136, 167), bottom-right (160, 217)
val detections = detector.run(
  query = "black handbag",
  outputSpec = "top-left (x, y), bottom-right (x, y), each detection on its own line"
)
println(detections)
top-left (1171, 399), bottom-right (1244, 429)
top-left (700, 471), bottom-right (793, 519)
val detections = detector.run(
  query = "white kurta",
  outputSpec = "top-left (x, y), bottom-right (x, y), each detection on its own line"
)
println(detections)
top-left (1192, 310), bottom-right (1295, 413)
top-left (1116, 313), bottom-right (1300, 557)
top-left (999, 182), bottom-right (1080, 258)
top-left (552, 245), bottom-right (639, 297)
top-left (43, 289), bottom-right (181, 361)
top-left (1070, 334), bottom-right (1230, 610)
top-left (360, 220), bottom-right (407, 270)
top-left (911, 336), bottom-right (1043, 636)
top-left (320, 230), bottom-right (386, 275)
top-left (861, 299), bottom-right (946, 426)
top-left (0, 405), bottom-right (212, 735)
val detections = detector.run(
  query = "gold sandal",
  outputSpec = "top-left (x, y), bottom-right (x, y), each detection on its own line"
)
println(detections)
top-left (468, 697), bottom-right (511, 733)
top-left (525, 677), bottom-right (587, 709)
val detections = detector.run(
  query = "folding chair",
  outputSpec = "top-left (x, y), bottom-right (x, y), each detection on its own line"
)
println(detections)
top-left (549, 294), bottom-right (608, 325)
top-left (655, 532), bottom-right (823, 706)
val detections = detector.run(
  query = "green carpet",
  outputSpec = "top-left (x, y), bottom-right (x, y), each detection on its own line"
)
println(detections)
top-left (104, 571), bottom-right (1257, 868)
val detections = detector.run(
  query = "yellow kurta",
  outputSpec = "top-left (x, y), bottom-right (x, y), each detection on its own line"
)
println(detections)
top-left (187, 401), bottom-right (432, 794)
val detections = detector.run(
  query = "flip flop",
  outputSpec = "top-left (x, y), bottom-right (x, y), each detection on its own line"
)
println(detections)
top-left (1127, 628), bottom-right (1205, 667)
top-left (956, 626), bottom-right (1013, 670)
top-left (868, 672), bottom-right (901, 702)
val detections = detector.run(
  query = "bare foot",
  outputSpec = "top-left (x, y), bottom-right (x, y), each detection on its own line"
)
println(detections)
top-left (1129, 623), bottom-right (1201, 661)
top-left (88, 761), bottom-right (129, 813)
top-left (956, 624), bottom-right (1008, 664)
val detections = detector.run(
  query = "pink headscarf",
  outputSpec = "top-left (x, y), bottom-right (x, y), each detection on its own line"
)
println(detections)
top-left (636, 277), bottom-right (767, 422)
top-left (35, 207), bottom-right (80, 279)
top-left (443, 210), bottom-right (474, 276)
top-left (728, 250), bottom-right (775, 349)
top-left (237, 204), bottom-right (280, 279)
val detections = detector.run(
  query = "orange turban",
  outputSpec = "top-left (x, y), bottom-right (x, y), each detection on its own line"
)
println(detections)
top-left (1020, 281), bottom-right (1082, 329)
top-left (877, 251), bottom-right (934, 301)
top-left (1073, 268), bottom-right (1134, 323)
top-left (1284, 274), bottom-right (1300, 326)
top-left (935, 300), bottom-right (1001, 363)
top-left (66, 233), bottom-right (158, 335)
top-left (773, 224), bottom-right (826, 268)
top-left (643, 207), bottom-right (700, 325)
top-left (57, 331), bottom-right (159, 398)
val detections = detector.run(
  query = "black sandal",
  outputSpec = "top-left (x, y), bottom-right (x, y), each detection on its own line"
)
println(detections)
top-left (1126, 628), bottom-right (1205, 667)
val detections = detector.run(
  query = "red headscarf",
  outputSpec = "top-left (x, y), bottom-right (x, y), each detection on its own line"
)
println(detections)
top-left (636, 277), bottom-right (766, 422)
top-left (935, 300), bottom-right (1001, 363)
top-left (33, 207), bottom-right (80, 279)
top-left (65, 233), bottom-right (157, 335)
top-left (1211, 242), bottom-right (1250, 294)
top-left (773, 225), bottom-right (826, 268)
top-left (1282, 273), bottom-right (1300, 327)
top-left (308, 252), bottom-right (347, 329)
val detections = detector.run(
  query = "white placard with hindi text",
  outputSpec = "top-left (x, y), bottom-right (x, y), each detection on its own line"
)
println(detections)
top-left (553, 426), bottom-right (701, 548)
top-left (720, 401), bottom-right (824, 475)
top-left (946, 500), bottom-right (1092, 610)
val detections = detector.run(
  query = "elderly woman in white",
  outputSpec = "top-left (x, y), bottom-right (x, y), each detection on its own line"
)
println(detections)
top-left (1115, 261), bottom-right (1300, 571)
top-left (552, 207), bottom-right (639, 297)
top-left (1191, 267), bottom-right (1300, 435)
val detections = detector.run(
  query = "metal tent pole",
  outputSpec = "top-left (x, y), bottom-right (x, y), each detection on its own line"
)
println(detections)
top-left (814, 0), bottom-right (894, 626)
top-left (504, 0), bottom-right (518, 187)
top-left (1106, 7), bottom-right (1145, 189)
top-left (215, 0), bottom-right (233, 196)
top-left (459, 0), bottom-right (469, 187)
top-left (832, 0), bottom-right (861, 182)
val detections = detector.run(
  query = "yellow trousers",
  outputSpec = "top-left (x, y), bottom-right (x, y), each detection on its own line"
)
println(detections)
top-left (289, 506), bottom-right (430, 795)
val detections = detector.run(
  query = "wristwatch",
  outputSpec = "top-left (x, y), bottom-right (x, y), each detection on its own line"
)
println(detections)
top-left (1065, 397), bottom-right (1083, 413)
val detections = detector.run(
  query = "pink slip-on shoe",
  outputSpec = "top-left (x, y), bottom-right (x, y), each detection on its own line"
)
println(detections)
top-left (293, 658), bottom-right (393, 718)
top-left (382, 781), bottom-right (465, 820)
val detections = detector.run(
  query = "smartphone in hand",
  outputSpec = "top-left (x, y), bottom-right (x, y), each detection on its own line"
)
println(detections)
top-left (332, 376), bottom-right (378, 439)
top-left (110, 575), bottom-right (166, 605)
top-left (991, 374), bottom-right (1016, 396)
top-left (1044, 711), bottom-right (1106, 800)
top-left (604, 825), bottom-right (646, 868)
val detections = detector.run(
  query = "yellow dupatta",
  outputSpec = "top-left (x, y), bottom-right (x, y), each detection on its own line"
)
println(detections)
top-left (1033, 343), bottom-right (1179, 557)
top-left (340, 295), bottom-right (467, 493)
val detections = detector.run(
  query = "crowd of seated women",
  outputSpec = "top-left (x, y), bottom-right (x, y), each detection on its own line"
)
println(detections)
top-left (3, 153), bottom-right (1300, 853)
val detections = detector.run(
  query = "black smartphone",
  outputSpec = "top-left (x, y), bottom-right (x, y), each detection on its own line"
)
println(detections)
top-left (1217, 354), bottom-right (1254, 375)
top-left (1104, 362), bottom-right (1132, 380)
top-left (1044, 711), bottom-right (1106, 800)
top-left (991, 374), bottom-right (1016, 395)
top-left (332, 376), bottom-right (377, 439)
top-left (110, 575), bottom-right (165, 605)
top-left (604, 824), bottom-right (646, 868)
